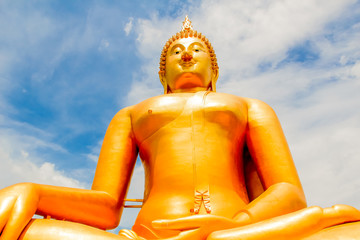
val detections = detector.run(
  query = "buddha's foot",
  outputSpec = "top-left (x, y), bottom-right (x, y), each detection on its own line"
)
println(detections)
top-left (321, 204), bottom-right (360, 227)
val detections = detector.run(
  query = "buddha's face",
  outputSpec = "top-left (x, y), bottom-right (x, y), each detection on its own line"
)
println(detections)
top-left (162, 37), bottom-right (217, 93)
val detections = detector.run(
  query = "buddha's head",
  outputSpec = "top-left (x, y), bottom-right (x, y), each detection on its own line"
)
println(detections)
top-left (159, 16), bottom-right (219, 94)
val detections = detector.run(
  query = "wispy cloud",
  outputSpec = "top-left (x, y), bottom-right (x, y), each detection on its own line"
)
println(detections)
top-left (0, 118), bottom-right (83, 189)
top-left (124, 17), bottom-right (134, 36)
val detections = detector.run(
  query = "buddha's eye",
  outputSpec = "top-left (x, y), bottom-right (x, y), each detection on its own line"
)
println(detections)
top-left (173, 48), bottom-right (182, 55)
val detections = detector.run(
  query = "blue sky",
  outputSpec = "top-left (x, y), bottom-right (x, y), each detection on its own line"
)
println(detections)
top-left (1, 0), bottom-right (360, 230)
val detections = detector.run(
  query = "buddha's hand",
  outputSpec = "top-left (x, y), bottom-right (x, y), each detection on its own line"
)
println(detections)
top-left (0, 183), bottom-right (39, 240)
top-left (152, 215), bottom-right (240, 240)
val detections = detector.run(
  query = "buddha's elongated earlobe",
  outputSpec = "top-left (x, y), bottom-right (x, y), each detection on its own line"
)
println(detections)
top-left (211, 69), bottom-right (219, 92)
top-left (211, 80), bottom-right (216, 92)
top-left (159, 71), bottom-right (168, 94)
top-left (163, 82), bottom-right (169, 94)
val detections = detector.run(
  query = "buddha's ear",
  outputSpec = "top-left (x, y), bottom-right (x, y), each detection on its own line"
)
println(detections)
top-left (211, 69), bottom-right (219, 92)
top-left (159, 71), bottom-right (168, 94)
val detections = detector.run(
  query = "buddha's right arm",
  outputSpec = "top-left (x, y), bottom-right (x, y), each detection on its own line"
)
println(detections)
top-left (0, 107), bottom-right (137, 239)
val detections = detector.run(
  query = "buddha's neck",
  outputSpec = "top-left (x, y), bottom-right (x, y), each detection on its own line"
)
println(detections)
top-left (170, 87), bottom-right (212, 93)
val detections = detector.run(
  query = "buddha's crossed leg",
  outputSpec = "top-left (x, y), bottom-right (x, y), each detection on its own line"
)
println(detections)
top-left (17, 205), bottom-right (360, 240)
top-left (207, 205), bottom-right (360, 240)
top-left (18, 219), bottom-right (127, 240)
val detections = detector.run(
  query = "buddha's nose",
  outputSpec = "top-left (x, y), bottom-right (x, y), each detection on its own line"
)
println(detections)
top-left (181, 52), bottom-right (193, 62)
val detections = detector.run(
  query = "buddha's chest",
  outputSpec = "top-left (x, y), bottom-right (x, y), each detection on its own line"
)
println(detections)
top-left (131, 92), bottom-right (247, 144)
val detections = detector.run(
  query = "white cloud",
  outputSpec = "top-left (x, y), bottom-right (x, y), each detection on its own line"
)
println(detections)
top-left (0, 125), bottom-right (83, 189)
top-left (126, 79), bottom-right (162, 105)
top-left (124, 17), bottom-right (134, 36)
top-left (86, 153), bottom-right (98, 163)
top-left (351, 61), bottom-right (360, 78)
top-left (98, 39), bottom-right (110, 51)
top-left (123, 15), bottom-right (175, 105)
top-left (84, 139), bottom-right (103, 163)
top-left (210, 0), bottom-right (354, 74)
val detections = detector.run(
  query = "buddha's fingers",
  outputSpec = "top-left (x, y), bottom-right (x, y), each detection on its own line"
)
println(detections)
top-left (118, 229), bottom-right (146, 240)
top-left (153, 215), bottom-right (236, 231)
top-left (157, 229), bottom-right (199, 240)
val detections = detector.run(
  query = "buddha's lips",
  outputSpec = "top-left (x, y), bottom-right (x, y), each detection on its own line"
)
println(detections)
top-left (179, 61), bottom-right (195, 68)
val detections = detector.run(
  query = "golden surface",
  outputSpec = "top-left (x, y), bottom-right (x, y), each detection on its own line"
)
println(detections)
top-left (1, 17), bottom-right (359, 240)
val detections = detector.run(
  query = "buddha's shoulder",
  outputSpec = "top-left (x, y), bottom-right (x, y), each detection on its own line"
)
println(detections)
top-left (207, 92), bottom-right (245, 103)
top-left (130, 94), bottom-right (187, 111)
top-left (206, 92), bottom-right (273, 108)
top-left (122, 93), bottom-right (272, 114)
top-left (241, 97), bottom-right (275, 112)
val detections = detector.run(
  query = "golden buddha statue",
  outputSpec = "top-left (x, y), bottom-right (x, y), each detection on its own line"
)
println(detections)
top-left (1, 16), bottom-right (360, 240)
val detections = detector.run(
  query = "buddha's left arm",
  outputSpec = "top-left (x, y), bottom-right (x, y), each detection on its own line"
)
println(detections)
top-left (234, 98), bottom-right (307, 223)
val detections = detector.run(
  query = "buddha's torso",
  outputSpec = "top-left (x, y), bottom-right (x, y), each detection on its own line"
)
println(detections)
top-left (130, 91), bottom-right (250, 238)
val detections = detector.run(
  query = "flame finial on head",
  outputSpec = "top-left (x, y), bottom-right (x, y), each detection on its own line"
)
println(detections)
top-left (182, 16), bottom-right (193, 31)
